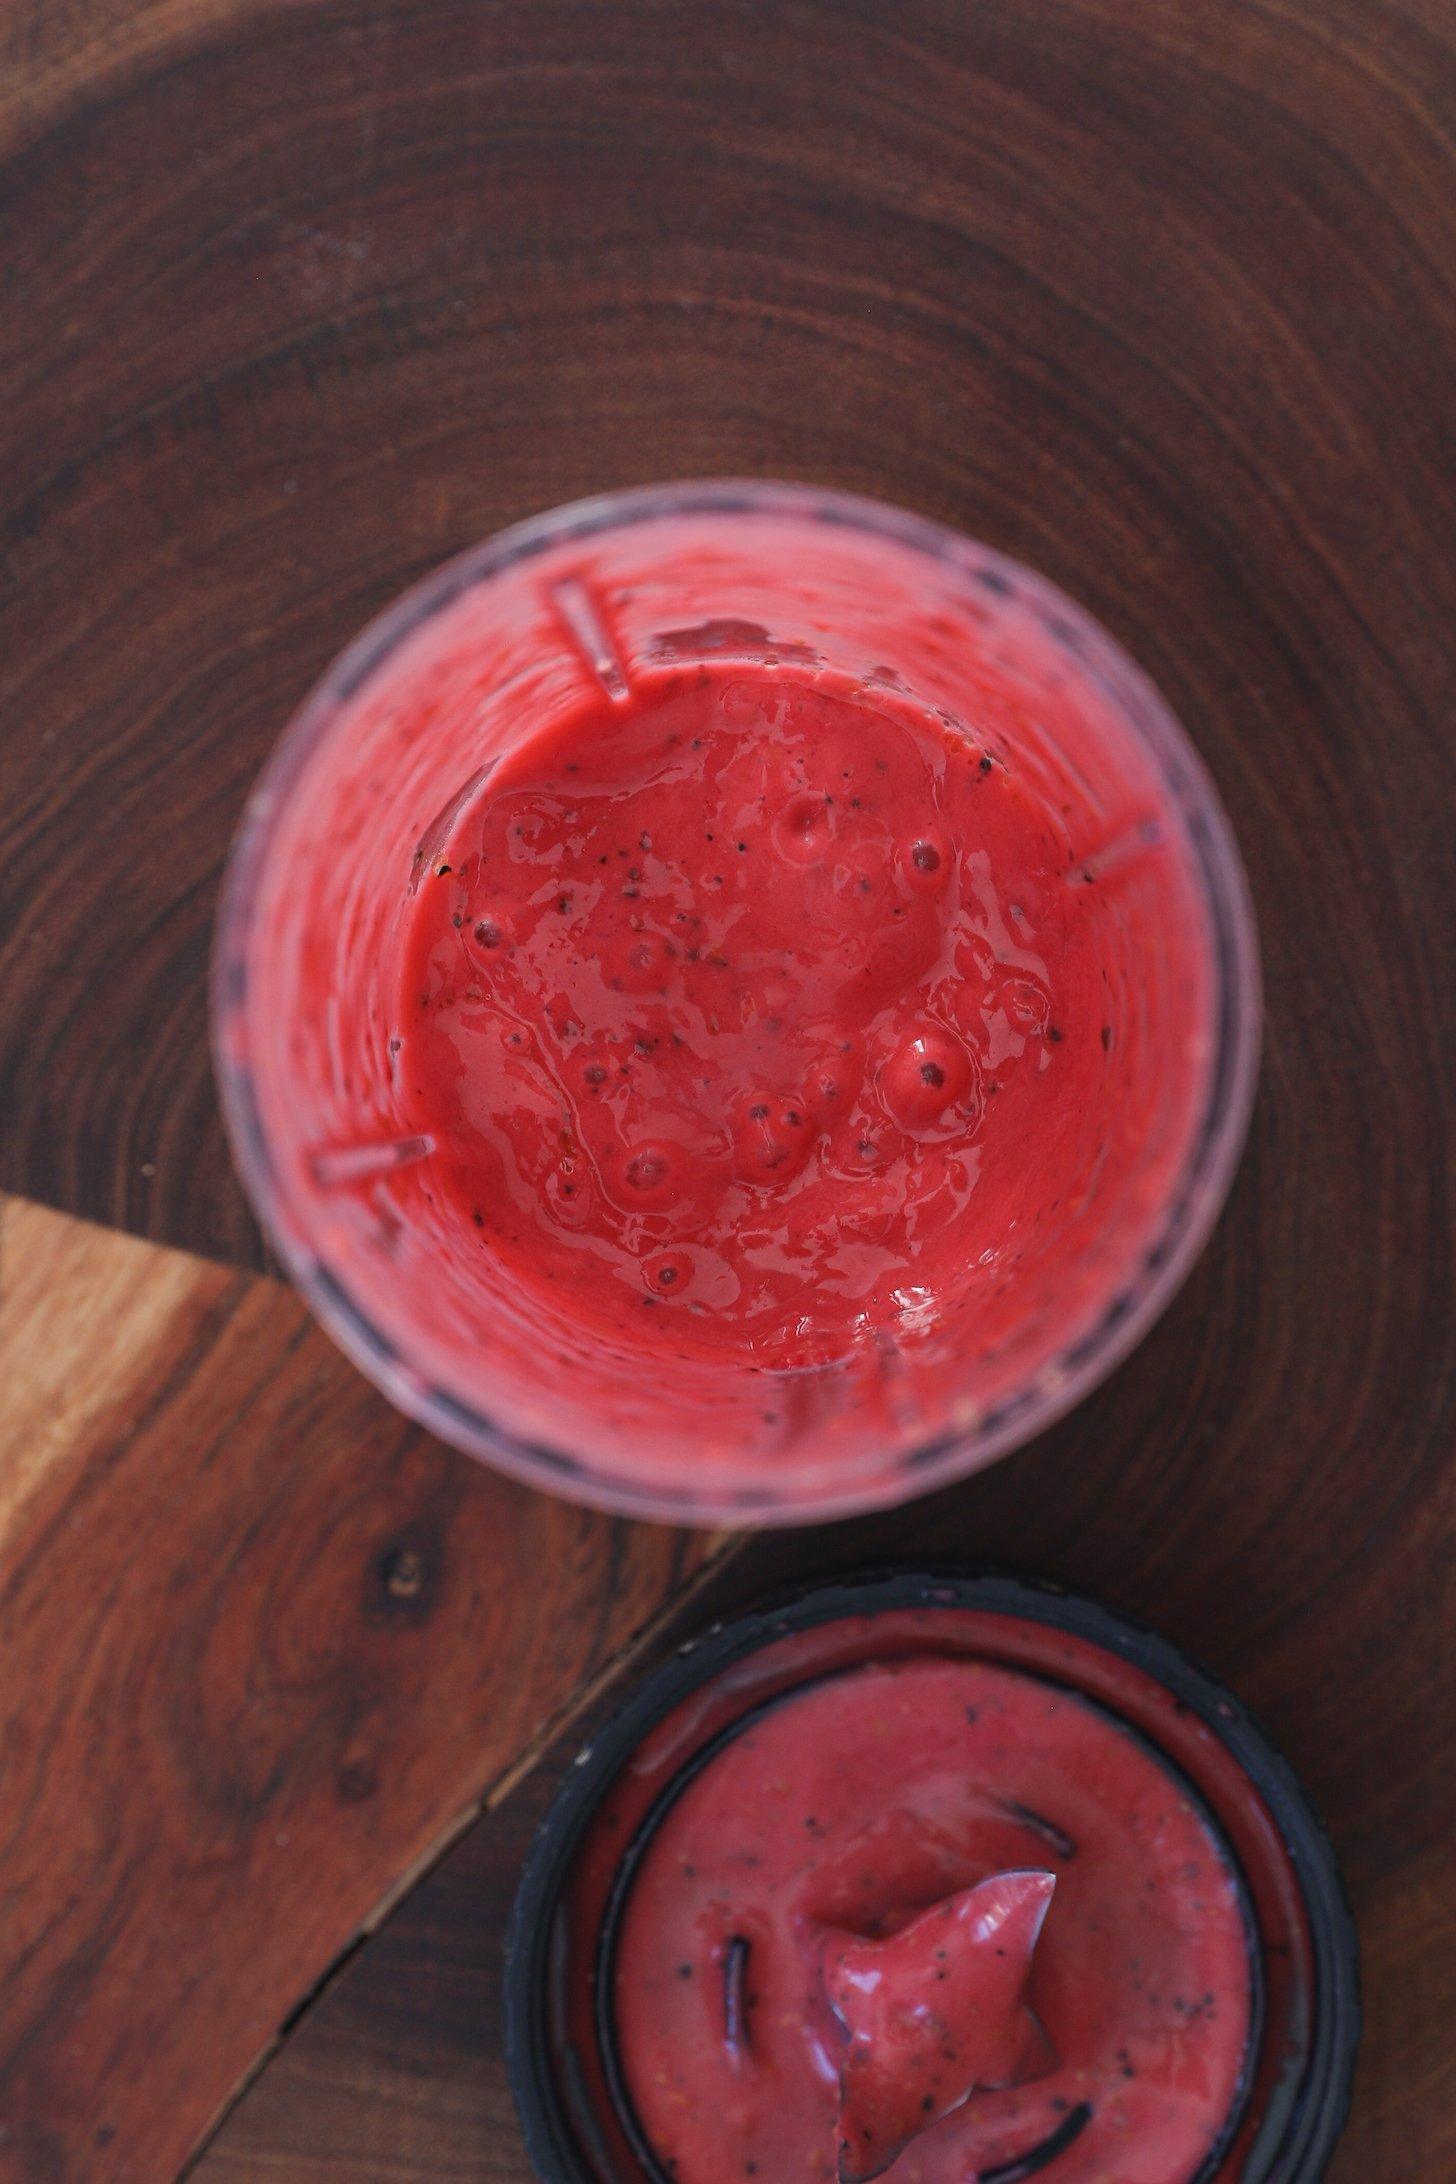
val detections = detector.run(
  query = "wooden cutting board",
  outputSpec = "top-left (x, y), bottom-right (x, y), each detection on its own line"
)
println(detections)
top-left (0, 1197), bottom-right (729, 2178)
top-left (2, 0), bottom-right (1454, 2176)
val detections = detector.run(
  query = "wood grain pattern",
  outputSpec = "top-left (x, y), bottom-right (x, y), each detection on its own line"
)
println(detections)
top-left (194, 1767), bottom-right (557, 2183)
top-left (0, 1199), bottom-right (722, 2181)
top-left (2, 0), bottom-right (1454, 2176)
top-left (3, 0), bottom-right (1453, 1281)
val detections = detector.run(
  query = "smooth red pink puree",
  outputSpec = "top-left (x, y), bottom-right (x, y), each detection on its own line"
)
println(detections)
top-left (397, 662), bottom-right (1193, 1374)
top-left (610, 1654), bottom-right (1254, 2184)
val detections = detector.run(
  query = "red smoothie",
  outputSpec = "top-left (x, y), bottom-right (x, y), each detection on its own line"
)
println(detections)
top-left (610, 1655), bottom-right (1254, 2184)
top-left (824, 1869), bottom-right (1058, 2179)
top-left (514, 1582), bottom-right (1354, 2184)
top-left (219, 488), bottom-right (1257, 1514)
top-left (395, 666), bottom-right (1177, 1372)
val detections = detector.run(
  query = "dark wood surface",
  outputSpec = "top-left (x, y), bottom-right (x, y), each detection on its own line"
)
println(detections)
top-left (3, 0), bottom-right (1455, 2177)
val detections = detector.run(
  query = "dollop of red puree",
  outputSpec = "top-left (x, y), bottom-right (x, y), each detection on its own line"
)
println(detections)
top-left (612, 1657), bottom-right (1253, 2184)
top-left (398, 665), bottom-right (1155, 1366)
top-left (825, 1870), bottom-right (1057, 2180)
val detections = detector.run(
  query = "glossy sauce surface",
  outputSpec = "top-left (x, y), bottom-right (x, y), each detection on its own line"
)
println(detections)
top-left (824, 1869), bottom-right (1057, 2180)
top-left (398, 666), bottom-right (1141, 1367)
top-left (611, 1655), bottom-right (1254, 2184)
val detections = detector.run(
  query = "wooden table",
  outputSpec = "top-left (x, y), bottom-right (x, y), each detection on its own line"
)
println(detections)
top-left (2, 1), bottom-right (1454, 2176)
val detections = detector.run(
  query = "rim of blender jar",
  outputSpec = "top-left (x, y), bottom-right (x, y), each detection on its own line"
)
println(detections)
top-left (211, 479), bottom-right (1262, 1524)
top-left (502, 1567), bottom-right (1360, 2184)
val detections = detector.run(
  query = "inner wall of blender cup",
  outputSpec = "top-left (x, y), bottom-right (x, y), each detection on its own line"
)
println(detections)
top-left (238, 505), bottom-right (1222, 1502)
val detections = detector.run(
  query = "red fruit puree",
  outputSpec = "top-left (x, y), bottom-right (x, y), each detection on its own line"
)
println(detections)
top-left (398, 670), bottom-right (1150, 1363)
top-left (238, 499), bottom-right (1226, 1506)
top-left (609, 1655), bottom-right (1254, 2184)
top-left (823, 1870), bottom-right (1057, 2180)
